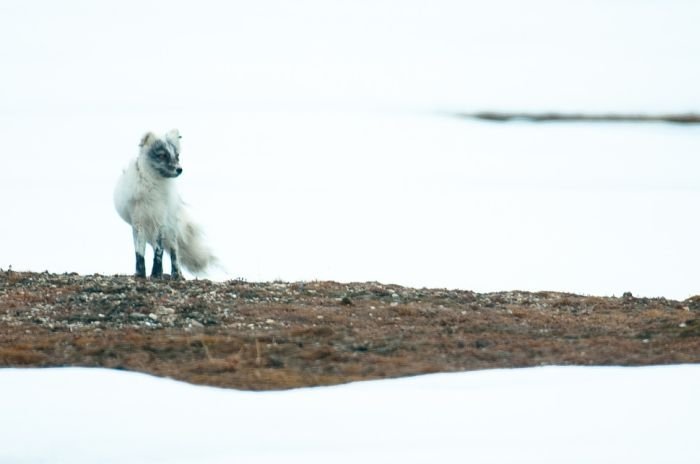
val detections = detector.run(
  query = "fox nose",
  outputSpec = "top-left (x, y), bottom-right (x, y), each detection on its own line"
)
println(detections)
top-left (176, 167), bottom-right (183, 175)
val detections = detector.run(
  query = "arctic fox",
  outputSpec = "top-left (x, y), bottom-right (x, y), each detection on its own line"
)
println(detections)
top-left (114, 129), bottom-right (216, 279)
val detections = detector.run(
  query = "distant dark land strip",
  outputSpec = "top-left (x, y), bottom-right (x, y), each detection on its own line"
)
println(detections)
top-left (458, 112), bottom-right (700, 124)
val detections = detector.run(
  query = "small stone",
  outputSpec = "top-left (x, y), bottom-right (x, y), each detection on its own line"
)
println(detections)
top-left (266, 319), bottom-right (275, 324)
top-left (390, 302), bottom-right (399, 307)
top-left (190, 320), bottom-right (204, 328)
top-left (317, 315), bottom-right (324, 320)
top-left (391, 293), bottom-right (400, 299)
top-left (130, 312), bottom-right (146, 320)
top-left (148, 313), bottom-right (158, 321)
top-left (679, 322), bottom-right (687, 328)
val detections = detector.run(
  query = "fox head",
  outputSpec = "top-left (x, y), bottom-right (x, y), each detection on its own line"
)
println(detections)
top-left (139, 129), bottom-right (183, 178)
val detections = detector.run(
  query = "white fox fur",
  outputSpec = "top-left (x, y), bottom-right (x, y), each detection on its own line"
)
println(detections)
top-left (114, 129), bottom-right (216, 278)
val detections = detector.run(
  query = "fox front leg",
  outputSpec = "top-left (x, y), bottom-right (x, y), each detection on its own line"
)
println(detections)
top-left (151, 236), bottom-right (164, 279)
top-left (132, 228), bottom-right (147, 278)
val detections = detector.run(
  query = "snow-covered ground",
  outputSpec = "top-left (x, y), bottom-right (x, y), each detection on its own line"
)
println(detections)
top-left (1, 365), bottom-right (698, 463)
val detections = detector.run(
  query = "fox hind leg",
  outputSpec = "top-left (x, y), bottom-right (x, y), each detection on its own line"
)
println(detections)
top-left (133, 228), bottom-right (147, 278)
top-left (170, 246), bottom-right (183, 280)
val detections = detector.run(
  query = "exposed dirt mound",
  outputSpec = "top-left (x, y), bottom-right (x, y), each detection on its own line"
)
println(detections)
top-left (1, 271), bottom-right (699, 390)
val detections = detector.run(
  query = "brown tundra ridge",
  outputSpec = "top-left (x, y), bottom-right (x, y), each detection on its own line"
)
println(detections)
top-left (1, 270), bottom-right (699, 390)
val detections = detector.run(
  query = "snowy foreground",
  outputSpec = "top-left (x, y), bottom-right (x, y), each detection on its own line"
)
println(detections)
top-left (1, 365), bottom-right (698, 463)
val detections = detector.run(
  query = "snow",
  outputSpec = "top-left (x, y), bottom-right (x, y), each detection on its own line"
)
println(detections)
top-left (0, 365), bottom-right (698, 463)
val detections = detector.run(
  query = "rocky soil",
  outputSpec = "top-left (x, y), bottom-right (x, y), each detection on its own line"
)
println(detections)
top-left (1, 270), bottom-right (699, 390)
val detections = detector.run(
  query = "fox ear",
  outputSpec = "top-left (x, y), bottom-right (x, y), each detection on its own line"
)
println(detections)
top-left (166, 129), bottom-right (182, 140)
top-left (139, 132), bottom-right (156, 148)
top-left (165, 129), bottom-right (182, 151)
